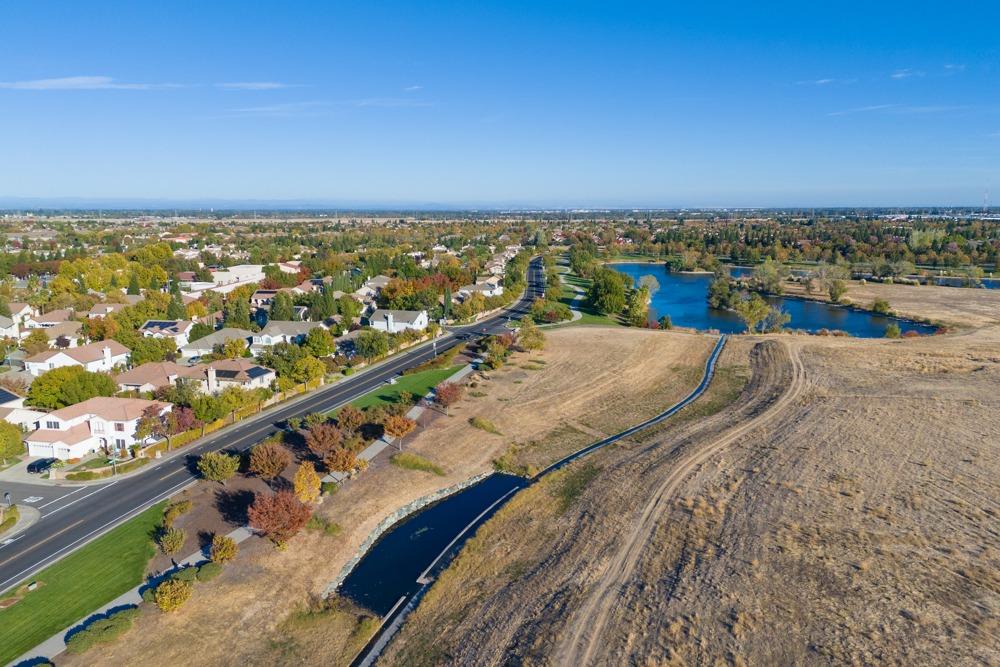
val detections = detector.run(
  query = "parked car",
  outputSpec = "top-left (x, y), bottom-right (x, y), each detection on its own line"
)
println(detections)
top-left (26, 458), bottom-right (57, 474)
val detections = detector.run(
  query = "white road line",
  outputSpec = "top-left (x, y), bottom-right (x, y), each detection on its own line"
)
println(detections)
top-left (40, 481), bottom-right (118, 519)
top-left (35, 486), bottom-right (88, 509)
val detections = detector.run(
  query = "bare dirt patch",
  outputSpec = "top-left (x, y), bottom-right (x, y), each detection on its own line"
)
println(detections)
top-left (61, 327), bottom-right (714, 667)
top-left (385, 329), bottom-right (1000, 666)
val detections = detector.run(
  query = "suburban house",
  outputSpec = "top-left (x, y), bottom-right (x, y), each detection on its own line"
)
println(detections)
top-left (115, 358), bottom-right (276, 394)
top-left (250, 289), bottom-right (279, 308)
top-left (27, 309), bottom-right (74, 328)
top-left (115, 361), bottom-right (203, 393)
top-left (0, 387), bottom-right (48, 429)
top-left (0, 314), bottom-right (18, 340)
top-left (24, 340), bottom-right (131, 377)
top-left (7, 302), bottom-right (37, 328)
top-left (251, 320), bottom-right (326, 351)
top-left (39, 321), bottom-right (83, 348)
top-left (139, 320), bottom-right (196, 348)
top-left (367, 309), bottom-right (429, 334)
top-left (178, 327), bottom-right (252, 359)
top-left (24, 396), bottom-right (172, 460)
top-left (457, 278), bottom-right (504, 300)
top-left (87, 303), bottom-right (128, 319)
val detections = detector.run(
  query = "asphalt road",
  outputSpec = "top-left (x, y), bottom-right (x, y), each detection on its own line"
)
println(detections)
top-left (0, 258), bottom-right (545, 594)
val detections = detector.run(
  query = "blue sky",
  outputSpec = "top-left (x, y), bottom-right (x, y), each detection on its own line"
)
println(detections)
top-left (1, 1), bottom-right (998, 207)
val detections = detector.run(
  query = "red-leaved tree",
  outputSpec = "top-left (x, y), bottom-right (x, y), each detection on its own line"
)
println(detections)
top-left (434, 382), bottom-right (463, 415)
top-left (303, 422), bottom-right (343, 460)
top-left (247, 490), bottom-right (312, 545)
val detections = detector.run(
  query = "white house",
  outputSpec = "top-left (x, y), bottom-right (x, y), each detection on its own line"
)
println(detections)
top-left (250, 321), bottom-right (326, 352)
top-left (24, 340), bottom-right (131, 377)
top-left (178, 327), bottom-right (253, 359)
top-left (139, 320), bottom-right (195, 348)
top-left (0, 387), bottom-right (48, 430)
top-left (24, 396), bottom-right (171, 459)
top-left (87, 303), bottom-right (128, 319)
top-left (26, 309), bottom-right (74, 329)
top-left (368, 309), bottom-right (429, 334)
top-left (115, 358), bottom-right (275, 394)
top-left (457, 279), bottom-right (504, 300)
top-left (0, 314), bottom-right (18, 340)
top-left (7, 302), bottom-right (37, 328)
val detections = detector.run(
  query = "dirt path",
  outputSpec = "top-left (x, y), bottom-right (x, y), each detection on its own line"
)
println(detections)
top-left (555, 340), bottom-right (807, 665)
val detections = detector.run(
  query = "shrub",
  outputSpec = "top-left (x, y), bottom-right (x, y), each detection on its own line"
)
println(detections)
top-left (141, 587), bottom-right (156, 603)
top-left (197, 451), bottom-right (240, 484)
top-left (196, 561), bottom-right (224, 582)
top-left (163, 499), bottom-right (192, 528)
top-left (170, 566), bottom-right (199, 582)
top-left (469, 416), bottom-right (501, 435)
top-left (320, 481), bottom-right (338, 497)
top-left (871, 298), bottom-right (892, 315)
top-left (65, 608), bottom-right (139, 654)
top-left (158, 527), bottom-right (186, 555)
top-left (885, 323), bottom-right (901, 339)
top-left (305, 515), bottom-right (342, 536)
top-left (154, 579), bottom-right (192, 612)
top-left (210, 534), bottom-right (238, 563)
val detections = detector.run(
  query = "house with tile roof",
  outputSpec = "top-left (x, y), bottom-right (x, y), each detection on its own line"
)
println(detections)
top-left (24, 340), bottom-right (130, 377)
top-left (24, 396), bottom-right (171, 459)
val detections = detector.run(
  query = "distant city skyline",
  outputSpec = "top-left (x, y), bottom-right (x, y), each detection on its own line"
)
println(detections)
top-left (1, 1), bottom-right (998, 206)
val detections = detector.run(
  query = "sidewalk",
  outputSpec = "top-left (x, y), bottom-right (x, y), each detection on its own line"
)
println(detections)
top-left (12, 525), bottom-right (256, 665)
top-left (321, 363), bottom-right (477, 485)
top-left (0, 505), bottom-right (40, 543)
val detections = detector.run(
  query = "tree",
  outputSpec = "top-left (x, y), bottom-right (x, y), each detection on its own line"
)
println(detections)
top-left (131, 337), bottom-right (177, 365)
top-left (587, 267), bottom-right (628, 315)
top-left (624, 286), bottom-right (650, 327)
top-left (247, 490), bottom-right (312, 545)
top-left (158, 527), bottom-right (186, 555)
top-left (291, 355), bottom-right (326, 384)
top-left (658, 315), bottom-right (673, 329)
top-left (442, 285), bottom-right (452, 319)
top-left (885, 323), bottom-right (901, 338)
top-left (304, 326), bottom-right (336, 357)
top-left (197, 451), bottom-right (240, 485)
top-left (27, 366), bottom-right (117, 409)
top-left (338, 295), bottom-right (362, 321)
top-left (223, 297), bottom-right (253, 330)
top-left (336, 405), bottom-right (364, 434)
top-left (751, 258), bottom-right (789, 295)
top-left (127, 273), bottom-right (141, 296)
top-left (22, 329), bottom-right (51, 356)
top-left (828, 279), bottom-right (848, 303)
top-left (248, 441), bottom-right (292, 481)
top-left (154, 579), bottom-right (192, 612)
top-left (707, 269), bottom-right (736, 309)
top-left (135, 404), bottom-right (167, 442)
top-left (270, 292), bottom-right (296, 321)
top-left (517, 318), bottom-right (545, 351)
top-left (166, 294), bottom-right (186, 320)
top-left (210, 534), bottom-right (238, 563)
top-left (303, 422), bottom-right (342, 459)
top-left (222, 337), bottom-right (247, 359)
top-left (0, 422), bottom-right (24, 465)
top-left (188, 322), bottom-right (214, 343)
top-left (434, 382), bottom-right (463, 414)
top-left (293, 461), bottom-right (321, 503)
top-left (734, 294), bottom-right (770, 333)
top-left (761, 306), bottom-right (791, 333)
top-left (383, 414), bottom-right (416, 451)
top-left (323, 447), bottom-right (358, 473)
top-left (871, 298), bottom-right (892, 315)
top-left (355, 329), bottom-right (389, 362)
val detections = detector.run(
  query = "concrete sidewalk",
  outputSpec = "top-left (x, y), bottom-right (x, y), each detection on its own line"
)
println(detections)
top-left (12, 525), bottom-right (256, 666)
top-left (0, 505), bottom-right (40, 544)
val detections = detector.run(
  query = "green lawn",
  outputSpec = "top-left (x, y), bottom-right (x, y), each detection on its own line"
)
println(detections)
top-left (0, 501), bottom-right (165, 664)
top-left (332, 365), bottom-right (464, 414)
top-left (558, 275), bottom-right (623, 327)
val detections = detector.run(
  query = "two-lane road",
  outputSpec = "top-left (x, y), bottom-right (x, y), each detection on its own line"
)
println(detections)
top-left (0, 258), bottom-right (545, 594)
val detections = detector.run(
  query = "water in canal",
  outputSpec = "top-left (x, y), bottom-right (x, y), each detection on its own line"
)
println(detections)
top-left (338, 473), bottom-right (526, 616)
top-left (611, 263), bottom-right (937, 337)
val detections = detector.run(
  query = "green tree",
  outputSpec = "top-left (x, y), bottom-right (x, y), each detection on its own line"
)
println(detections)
top-left (130, 337), bottom-right (177, 365)
top-left (166, 293), bottom-right (186, 320)
top-left (751, 258), bottom-right (789, 295)
top-left (624, 286), bottom-right (649, 327)
top-left (885, 323), bottom-right (901, 338)
top-left (188, 322), bottom-right (214, 342)
top-left (734, 294), bottom-right (770, 333)
top-left (355, 329), bottom-right (389, 362)
top-left (127, 273), bottom-right (141, 296)
top-left (338, 295), bottom-right (362, 321)
top-left (270, 292), bottom-right (295, 321)
top-left (158, 527), bottom-right (186, 555)
top-left (27, 366), bottom-right (117, 409)
top-left (828, 279), bottom-right (848, 303)
top-left (0, 421), bottom-right (24, 464)
top-left (22, 329), bottom-right (51, 356)
top-left (517, 318), bottom-right (545, 351)
top-left (197, 451), bottom-right (240, 485)
top-left (223, 297), bottom-right (253, 330)
top-left (304, 326), bottom-right (335, 357)
top-left (707, 269), bottom-right (736, 309)
top-left (442, 285), bottom-right (452, 319)
top-left (871, 298), bottom-right (892, 315)
top-left (587, 267), bottom-right (628, 315)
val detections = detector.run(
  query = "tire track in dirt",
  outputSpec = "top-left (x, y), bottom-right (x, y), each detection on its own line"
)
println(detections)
top-left (556, 340), bottom-right (808, 666)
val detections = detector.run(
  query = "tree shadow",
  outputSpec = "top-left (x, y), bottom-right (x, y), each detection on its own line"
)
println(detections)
top-left (215, 488), bottom-right (255, 526)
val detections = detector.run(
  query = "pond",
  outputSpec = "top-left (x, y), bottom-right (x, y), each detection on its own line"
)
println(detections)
top-left (338, 473), bottom-right (526, 616)
top-left (610, 263), bottom-right (937, 337)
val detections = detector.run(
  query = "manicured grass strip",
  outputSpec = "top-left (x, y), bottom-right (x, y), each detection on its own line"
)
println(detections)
top-left (391, 452), bottom-right (445, 476)
top-left (332, 365), bottom-right (464, 414)
top-left (0, 501), bottom-right (166, 665)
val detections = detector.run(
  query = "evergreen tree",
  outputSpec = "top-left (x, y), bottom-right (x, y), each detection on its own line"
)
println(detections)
top-left (127, 273), bottom-right (141, 295)
top-left (443, 285), bottom-right (452, 319)
top-left (224, 297), bottom-right (253, 330)
top-left (270, 292), bottom-right (295, 321)
top-left (167, 293), bottom-right (187, 320)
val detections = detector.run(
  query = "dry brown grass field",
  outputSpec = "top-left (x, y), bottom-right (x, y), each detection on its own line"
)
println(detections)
top-left (60, 328), bottom-right (712, 667)
top-left (385, 324), bottom-right (1000, 666)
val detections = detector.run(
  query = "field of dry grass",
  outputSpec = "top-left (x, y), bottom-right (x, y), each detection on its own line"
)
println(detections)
top-left (385, 327), bottom-right (1000, 666)
top-left (59, 327), bottom-right (713, 667)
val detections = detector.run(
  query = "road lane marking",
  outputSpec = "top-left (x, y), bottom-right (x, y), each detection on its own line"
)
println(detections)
top-left (21, 496), bottom-right (44, 504)
top-left (40, 481), bottom-right (117, 519)
top-left (36, 486), bottom-right (87, 509)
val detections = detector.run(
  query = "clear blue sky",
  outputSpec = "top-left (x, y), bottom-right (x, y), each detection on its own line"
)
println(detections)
top-left (1, 1), bottom-right (998, 207)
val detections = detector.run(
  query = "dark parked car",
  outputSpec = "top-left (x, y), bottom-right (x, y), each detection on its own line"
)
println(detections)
top-left (26, 458), bottom-right (57, 474)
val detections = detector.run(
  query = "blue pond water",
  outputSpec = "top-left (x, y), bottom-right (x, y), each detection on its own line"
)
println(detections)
top-left (338, 473), bottom-right (526, 616)
top-left (610, 263), bottom-right (937, 337)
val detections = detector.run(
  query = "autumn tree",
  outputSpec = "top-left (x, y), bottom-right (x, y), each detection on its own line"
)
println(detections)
top-left (336, 405), bottom-right (364, 434)
top-left (248, 441), bottom-right (292, 481)
top-left (517, 317), bottom-right (545, 351)
top-left (434, 382), bottom-right (463, 414)
top-left (22, 329), bottom-right (51, 356)
top-left (293, 461), bottom-right (321, 504)
top-left (210, 534), bottom-right (238, 563)
top-left (154, 579), bottom-right (192, 612)
top-left (247, 490), bottom-right (312, 545)
top-left (383, 414), bottom-right (416, 451)
top-left (734, 294), bottom-right (770, 333)
top-left (303, 422), bottom-right (342, 460)
top-left (0, 422), bottom-right (25, 465)
top-left (323, 447), bottom-right (358, 473)
top-left (197, 451), bottom-right (240, 485)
